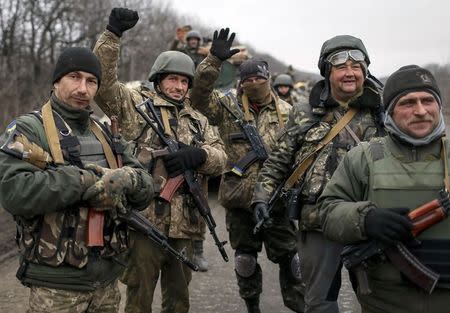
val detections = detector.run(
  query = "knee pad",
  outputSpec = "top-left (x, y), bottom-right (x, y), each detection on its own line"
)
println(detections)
top-left (235, 253), bottom-right (257, 278)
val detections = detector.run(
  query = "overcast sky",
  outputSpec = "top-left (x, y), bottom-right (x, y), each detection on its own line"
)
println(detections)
top-left (169, 0), bottom-right (450, 77)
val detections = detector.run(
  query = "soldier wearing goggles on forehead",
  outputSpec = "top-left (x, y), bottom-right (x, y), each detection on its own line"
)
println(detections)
top-left (252, 35), bottom-right (385, 313)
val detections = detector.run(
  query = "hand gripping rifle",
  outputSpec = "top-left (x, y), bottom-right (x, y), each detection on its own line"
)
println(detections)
top-left (219, 96), bottom-right (268, 177)
top-left (135, 99), bottom-right (229, 262)
top-left (0, 122), bottom-right (199, 271)
top-left (342, 189), bottom-right (450, 295)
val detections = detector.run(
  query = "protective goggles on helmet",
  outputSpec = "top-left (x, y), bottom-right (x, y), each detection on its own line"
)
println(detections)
top-left (327, 49), bottom-right (365, 66)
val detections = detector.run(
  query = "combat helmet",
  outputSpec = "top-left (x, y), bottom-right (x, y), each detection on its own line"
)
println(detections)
top-left (186, 30), bottom-right (202, 41)
top-left (318, 35), bottom-right (370, 77)
top-left (273, 74), bottom-right (294, 88)
top-left (148, 51), bottom-right (195, 87)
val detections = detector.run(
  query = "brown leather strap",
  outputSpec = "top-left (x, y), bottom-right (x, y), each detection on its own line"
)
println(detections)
top-left (160, 107), bottom-right (174, 137)
top-left (272, 92), bottom-right (285, 129)
top-left (441, 137), bottom-right (450, 191)
top-left (284, 107), bottom-right (358, 188)
top-left (241, 94), bottom-right (253, 122)
top-left (91, 121), bottom-right (118, 169)
top-left (42, 101), bottom-right (65, 164)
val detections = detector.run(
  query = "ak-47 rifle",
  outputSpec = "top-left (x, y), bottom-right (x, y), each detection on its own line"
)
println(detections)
top-left (219, 94), bottom-right (268, 177)
top-left (135, 99), bottom-right (229, 262)
top-left (0, 123), bottom-right (199, 271)
top-left (342, 189), bottom-right (450, 295)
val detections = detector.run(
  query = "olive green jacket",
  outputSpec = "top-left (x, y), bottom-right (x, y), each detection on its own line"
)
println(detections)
top-left (0, 99), bottom-right (154, 291)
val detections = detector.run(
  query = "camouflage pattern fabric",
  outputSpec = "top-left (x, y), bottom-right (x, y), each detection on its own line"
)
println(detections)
top-left (121, 232), bottom-right (193, 313)
top-left (253, 80), bottom-right (382, 231)
top-left (82, 165), bottom-right (139, 211)
top-left (191, 53), bottom-right (304, 312)
top-left (28, 281), bottom-right (121, 313)
top-left (94, 30), bottom-right (227, 240)
top-left (0, 96), bottom-right (153, 294)
top-left (190, 53), bottom-right (291, 211)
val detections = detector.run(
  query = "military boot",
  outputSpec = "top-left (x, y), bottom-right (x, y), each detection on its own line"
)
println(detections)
top-left (244, 297), bottom-right (261, 313)
top-left (193, 239), bottom-right (209, 272)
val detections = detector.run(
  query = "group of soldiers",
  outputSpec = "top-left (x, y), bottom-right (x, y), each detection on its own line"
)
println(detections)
top-left (0, 6), bottom-right (449, 313)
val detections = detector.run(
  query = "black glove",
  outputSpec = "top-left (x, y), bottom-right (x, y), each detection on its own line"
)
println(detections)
top-left (107, 8), bottom-right (139, 38)
top-left (210, 28), bottom-right (240, 61)
top-left (163, 143), bottom-right (207, 178)
top-left (254, 202), bottom-right (270, 225)
top-left (365, 207), bottom-right (413, 246)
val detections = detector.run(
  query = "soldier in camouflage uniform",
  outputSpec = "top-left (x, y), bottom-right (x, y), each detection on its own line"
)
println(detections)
top-left (0, 47), bottom-right (154, 313)
top-left (170, 29), bottom-right (208, 68)
top-left (190, 28), bottom-right (303, 313)
top-left (93, 8), bottom-right (227, 313)
top-left (273, 74), bottom-right (304, 106)
top-left (252, 35), bottom-right (385, 313)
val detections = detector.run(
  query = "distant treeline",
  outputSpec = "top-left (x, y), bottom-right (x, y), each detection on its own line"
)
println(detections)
top-left (1, 0), bottom-right (449, 131)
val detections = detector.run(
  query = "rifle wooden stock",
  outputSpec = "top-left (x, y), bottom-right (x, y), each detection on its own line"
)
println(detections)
top-left (409, 191), bottom-right (450, 237)
top-left (343, 190), bottom-right (450, 294)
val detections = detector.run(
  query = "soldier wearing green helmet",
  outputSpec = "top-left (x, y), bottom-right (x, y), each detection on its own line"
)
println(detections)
top-left (93, 7), bottom-right (227, 313)
top-left (273, 74), bottom-right (303, 106)
top-left (252, 34), bottom-right (385, 313)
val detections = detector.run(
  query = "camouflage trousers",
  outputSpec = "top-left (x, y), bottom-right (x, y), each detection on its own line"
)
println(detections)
top-left (27, 281), bottom-right (121, 313)
top-left (121, 231), bottom-right (193, 313)
top-left (225, 207), bottom-right (305, 312)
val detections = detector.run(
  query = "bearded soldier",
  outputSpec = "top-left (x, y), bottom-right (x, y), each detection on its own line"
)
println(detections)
top-left (190, 28), bottom-right (303, 313)
top-left (93, 8), bottom-right (227, 313)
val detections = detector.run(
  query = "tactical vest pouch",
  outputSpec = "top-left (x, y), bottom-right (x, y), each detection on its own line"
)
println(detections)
top-left (219, 168), bottom-right (258, 210)
top-left (35, 208), bottom-right (89, 268)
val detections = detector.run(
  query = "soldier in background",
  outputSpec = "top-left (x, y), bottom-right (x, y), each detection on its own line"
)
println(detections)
top-left (191, 28), bottom-right (304, 313)
top-left (169, 24), bottom-right (192, 51)
top-left (252, 35), bottom-right (385, 313)
top-left (273, 73), bottom-right (303, 106)
top-left (94, 8), bottom-right (227, 312)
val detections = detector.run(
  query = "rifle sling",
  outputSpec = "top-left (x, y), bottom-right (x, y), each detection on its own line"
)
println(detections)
top-left (441, 137), bottom-right (450, 191)
top-left (41, 101), bottom-right (117, 169)
top-left (284, 107), bottom-right (358, 189)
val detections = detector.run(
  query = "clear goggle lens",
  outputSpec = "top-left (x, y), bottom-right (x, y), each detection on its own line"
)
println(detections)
top-left (327, 49), bottom-right (365, 66)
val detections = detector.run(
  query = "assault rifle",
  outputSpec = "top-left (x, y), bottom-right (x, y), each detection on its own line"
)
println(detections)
top-left (253, 166), bottom-right (302, 234)
top-left (135, 99), bottom-right (229, 262)
top-left (342, 189), bottom-right (450, 295)
top-left (0, 123), bottom-right (199, 271)
top-left (219, 94), bottom-right (268, 176)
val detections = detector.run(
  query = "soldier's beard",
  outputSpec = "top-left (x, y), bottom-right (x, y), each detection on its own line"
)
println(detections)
top-left (242, 80), bottom-right (272, 106)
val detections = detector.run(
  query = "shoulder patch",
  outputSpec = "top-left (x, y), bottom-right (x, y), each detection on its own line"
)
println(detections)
top-left (5, 120), bottom-right (17, 134)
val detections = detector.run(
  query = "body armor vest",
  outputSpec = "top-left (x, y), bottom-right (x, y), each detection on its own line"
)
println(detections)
top-left (364, 137), bottom-right (450, 286)
top-left (16, 105), bottom-right (127, 270)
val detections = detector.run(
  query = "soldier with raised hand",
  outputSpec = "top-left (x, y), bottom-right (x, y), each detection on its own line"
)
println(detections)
top-left (93, 7), bottom-right (227, 313)
top-left (252, 35), bottom-right (385, 313)
top-left (191, 28), bottom-right (303, 313)
top-left (319, 66), bottom-right (450, 313)
top-left (0, 47), bottom-right (154, 313)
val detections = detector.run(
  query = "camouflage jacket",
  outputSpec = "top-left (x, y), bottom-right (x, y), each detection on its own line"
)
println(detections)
top-left (94, 30), bottom-right (227, 239)
top-left (191, 54), bottom-right (292, 210)
top-left (252, 79), bottom-right (384, 231)
top-left (278, 90), bottom-right (306, 107)
top-left (0, 98), bottom-right (153, 290)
